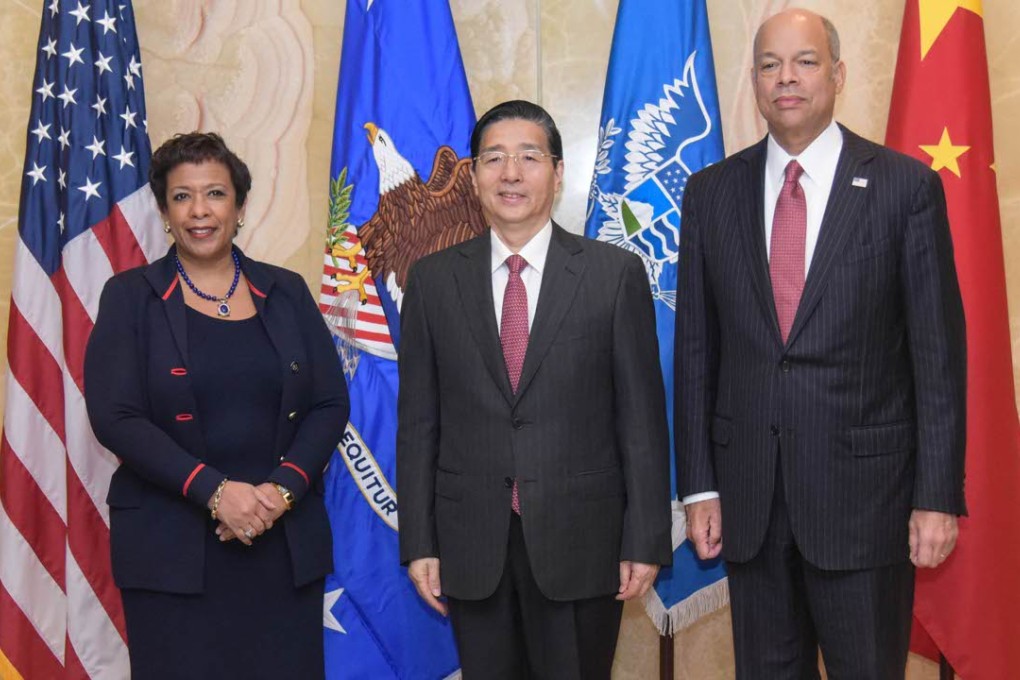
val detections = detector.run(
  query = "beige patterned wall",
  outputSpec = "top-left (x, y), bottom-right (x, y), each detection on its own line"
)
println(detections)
top-left (1, 0), bottom-right (1016, 677)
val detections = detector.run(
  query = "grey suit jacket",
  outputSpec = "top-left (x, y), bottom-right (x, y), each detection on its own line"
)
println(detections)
top-left (397, 223), bottom-right (672, 601)
top-left (676, 126), bottom-right (967, 570)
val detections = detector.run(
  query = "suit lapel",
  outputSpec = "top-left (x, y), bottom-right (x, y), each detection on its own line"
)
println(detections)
top-left (143, 247), bottom-right (190, 365)
top-left (453, 234), bottom-right (515, 405)
top-left (735, 139), bottom-right (784, 346)
top-left (785, 127), bottom-right (874, 346)
top-left (514, 224), bottom-right (584, 403)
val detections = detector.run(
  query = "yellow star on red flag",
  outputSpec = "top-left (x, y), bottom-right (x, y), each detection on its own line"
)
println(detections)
top-left (919, 0), bottom-right (983, 59)
top-left (919, 127), bottom-right (970, 177)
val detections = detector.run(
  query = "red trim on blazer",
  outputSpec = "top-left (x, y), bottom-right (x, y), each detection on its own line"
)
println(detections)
top-left (170, 368), bottom-right (188, 376)
top-left (246, 280), bottom-right (267, 298)
top-left (175, 413), bottom-right (194, 422)
top-left (182, 463), bottom-right (205, 496)
top-left (281, 461), bottom-right (309, 485)
top-left (162, 275), bottom-right (180, 300)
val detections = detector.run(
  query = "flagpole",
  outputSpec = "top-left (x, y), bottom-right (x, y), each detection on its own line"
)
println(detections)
top-left (659, 632), bottom-right (674, 680)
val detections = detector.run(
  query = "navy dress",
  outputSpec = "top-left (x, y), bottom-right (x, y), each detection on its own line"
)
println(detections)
top-left (120, 308), bottom-right (324, 679)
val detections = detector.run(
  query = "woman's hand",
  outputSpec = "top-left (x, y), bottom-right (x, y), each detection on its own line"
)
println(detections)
top-left (216, 483), bottom-right (288, 543)
top-left (212, 481), bottom-right (278, 546)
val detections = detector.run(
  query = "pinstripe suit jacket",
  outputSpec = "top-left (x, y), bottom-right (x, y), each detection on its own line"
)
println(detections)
top-left (397, 223), bottom-right (672, 601)
top-left (676, 126), bottom-right (966, 570)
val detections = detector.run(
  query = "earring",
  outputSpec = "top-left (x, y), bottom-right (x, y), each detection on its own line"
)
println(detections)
top-left (163, 221), bottom-right (171, 234)
top-left (237, 218), bottom-right (245, 229)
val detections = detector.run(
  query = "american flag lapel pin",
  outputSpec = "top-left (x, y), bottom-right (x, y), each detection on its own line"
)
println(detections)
top-left (852, 177), bottom-right (868, 188)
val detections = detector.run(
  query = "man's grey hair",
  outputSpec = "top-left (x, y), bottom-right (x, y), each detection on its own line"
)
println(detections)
top-left (752, 11), bottom-right (842, 64)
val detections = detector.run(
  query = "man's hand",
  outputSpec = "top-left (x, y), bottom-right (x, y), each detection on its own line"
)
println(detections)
top-left (617, 561), bottom-right (660, 601)
top-left (909, 510), bottom-right (958, 568)
top-left (408, 558), bottom-right (447, 616)
top-left (685, 497), bottom-right (723, 560)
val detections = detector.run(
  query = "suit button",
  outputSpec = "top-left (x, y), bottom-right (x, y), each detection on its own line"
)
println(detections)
top-left (504, 477), bottom-right (514, 489)
top-left (288, 411), bottom-right (297, 421)
top-left (512, 418), bottom-right (524, 430)
top-left (781, 360), bottom-right (791, 373)
top-left (770, 425), bottom-right (780, 436)
top-left (290, 361), bottom-right (300, 373)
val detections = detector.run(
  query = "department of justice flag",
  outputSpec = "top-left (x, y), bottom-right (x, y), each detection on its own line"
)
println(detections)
top-left (585, 0), bottom-right (729, 634)
top-left (318, 0), bottom-right (481, 677)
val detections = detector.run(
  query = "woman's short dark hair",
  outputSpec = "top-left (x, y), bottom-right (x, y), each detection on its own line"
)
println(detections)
top-left (149, 132), bottom-right (252, 211)
top-left (470, 100), bottom-right (563, 162)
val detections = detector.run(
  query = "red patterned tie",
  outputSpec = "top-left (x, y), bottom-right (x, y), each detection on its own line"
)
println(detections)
top-left (500, 254), bottom-right (529, 514)
top-left (770, 160), bottom-right (806, 343)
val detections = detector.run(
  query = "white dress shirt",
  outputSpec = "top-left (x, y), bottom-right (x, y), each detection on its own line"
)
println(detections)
top-left (682, 121), bottom-right (843, 508)
top-left (491, 220), bottom-right (552, 333)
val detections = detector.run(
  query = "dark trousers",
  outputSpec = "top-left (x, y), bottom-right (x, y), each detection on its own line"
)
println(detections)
top-left (447, 513), bottom-right (624, 680)
top-left (727, 464), bottom-right (914, 680)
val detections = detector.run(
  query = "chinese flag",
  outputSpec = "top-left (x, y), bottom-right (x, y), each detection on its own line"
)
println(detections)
top-left (887, 1), bottom-right (1020, 676)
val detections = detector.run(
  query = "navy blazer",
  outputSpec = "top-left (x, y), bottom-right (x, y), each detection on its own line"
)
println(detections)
top-left (84, 246), bottom-right (349, 594)
top-left (676, 127), bottom-right (966, 570)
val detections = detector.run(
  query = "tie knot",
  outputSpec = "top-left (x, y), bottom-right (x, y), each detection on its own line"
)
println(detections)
top-left (506, 254), bottom-right (527, 275)
top-left (784, 160), bottom-right (804, 184)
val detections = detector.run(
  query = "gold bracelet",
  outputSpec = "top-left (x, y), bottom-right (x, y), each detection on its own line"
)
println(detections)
top-left (210, 479), bottom-right (229, 520)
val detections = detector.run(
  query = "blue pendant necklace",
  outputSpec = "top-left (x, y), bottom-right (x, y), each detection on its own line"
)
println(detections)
top-left (175, 250), bottom-right (241, 317)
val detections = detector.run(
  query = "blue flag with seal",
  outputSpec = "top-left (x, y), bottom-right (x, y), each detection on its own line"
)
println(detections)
top-left (318, 1), bottom-right (484, 677)
top-left (585, 0), bottom-right (728, 634)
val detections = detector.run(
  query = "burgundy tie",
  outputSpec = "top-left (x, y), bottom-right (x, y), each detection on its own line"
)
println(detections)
top-left (770, 160), bottom-right (806, 343)
top-left (500, 254), bottom-right (529, 514)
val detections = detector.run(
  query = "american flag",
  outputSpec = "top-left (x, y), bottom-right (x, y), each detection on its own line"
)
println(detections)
top-left (0, 1), bottom-right (164, 677)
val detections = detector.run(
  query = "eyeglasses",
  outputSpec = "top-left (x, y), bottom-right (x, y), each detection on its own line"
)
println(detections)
top-left (473, 150), bottom-right (558, 170)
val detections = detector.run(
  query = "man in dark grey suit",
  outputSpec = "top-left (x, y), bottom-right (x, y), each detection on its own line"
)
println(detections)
top-left (397, 100), bottom-right (672, 679)
top-left (676, 9), bottom-right (966, 679)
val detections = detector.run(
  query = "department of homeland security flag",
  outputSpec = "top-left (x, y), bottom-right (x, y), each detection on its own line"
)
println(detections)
top-left (0, 1), bottom-right (164, 677)
top-left (585, 0), bottom-right (728, 634)
top-left (319, 0), bottom-right (481, 677)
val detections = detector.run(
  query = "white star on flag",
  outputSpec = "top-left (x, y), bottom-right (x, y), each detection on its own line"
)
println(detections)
top-left (62, 43), bottom-right (85, 68)
top-left (85, 135), bottom-right (106, 159)
top-left (48, 0), bottom-right (59, 17)
top-left (26, 163), bottom-right (47, 186)
top-left (124, 72), bottom-right (135, 90)
top-left (58, 127), bottom-right (71, 150)
top-left (78, 176), bottom-right (102, 201)
top-left (57, 211), bottom-right (65, 233)
top-left (57, 86), bottom-right (78, 109)
top-left (97, 11), bottom-right (117, 34)
top-left (120, 105), bottom-right (137, 130)
top-left (323, 588), bottom-right (346, 633)
top-left (31, 120), bottom-right (51, 143)
top-left (95, 52), bottom-right (113, 75)
top-left (92, 94), bottom-right (108, 116)
top-left (127, 54), bottom-right (142, 77)
top-left (69, 1), bottom-right (91, 25)
top-left (112, 145), bottom-right (135, 169)
top-left (58, 168), bottom-right (66, 189)
top-left (42, 37), bottom-right (57, 59)
top-left (36, 80), bottom-right (55, 101)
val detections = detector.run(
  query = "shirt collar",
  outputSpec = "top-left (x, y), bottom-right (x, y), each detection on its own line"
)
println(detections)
top-left (491, 220), bottom-right (553, 274)
top-left (766, 119), bottom-right (843, 188)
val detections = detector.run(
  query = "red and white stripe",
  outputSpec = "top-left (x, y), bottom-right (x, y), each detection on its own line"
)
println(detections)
top-left (319, 226), bottom-right (396, 359)
top-left (0, 184), bottom-right (165, 679)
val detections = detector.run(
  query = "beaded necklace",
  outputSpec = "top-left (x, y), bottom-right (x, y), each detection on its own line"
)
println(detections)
top-left (174, 250), bottom-right (241, 317)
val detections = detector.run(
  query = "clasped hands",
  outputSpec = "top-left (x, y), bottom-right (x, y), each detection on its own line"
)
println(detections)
top-left (209, 481), bottom-right (287, 546)
top-left (684, 498), bottom-right (959, 568)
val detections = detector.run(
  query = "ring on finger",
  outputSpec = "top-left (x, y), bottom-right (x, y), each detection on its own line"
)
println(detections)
top-left (243, 528), bottom-right (254, 539)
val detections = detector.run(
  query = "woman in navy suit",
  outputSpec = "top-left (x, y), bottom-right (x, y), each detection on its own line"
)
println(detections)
top-left (84, 132), bottom-right (349, 679)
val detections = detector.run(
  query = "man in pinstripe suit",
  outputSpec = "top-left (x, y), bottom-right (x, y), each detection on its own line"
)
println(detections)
top-left (397, 101), bottom-right (672, 679)
top-left (676, 10), bottom-right (966, 678)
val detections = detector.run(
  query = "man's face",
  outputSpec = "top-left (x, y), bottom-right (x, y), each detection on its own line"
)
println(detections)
top-left (751, 11), bottom-right (845, 151)
top-left (471, 118), bottom-right (563, 237)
